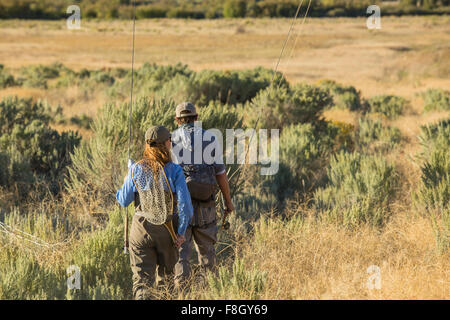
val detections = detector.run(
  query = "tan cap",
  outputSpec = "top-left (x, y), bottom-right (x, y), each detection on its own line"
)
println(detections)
top-left (176, 102), bottom-right (197, 118)
top-left (145, 125), bottom-right (171, 144)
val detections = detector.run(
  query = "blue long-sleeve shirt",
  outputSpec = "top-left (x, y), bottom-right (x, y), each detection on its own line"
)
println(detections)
top-left (116, 161), bottom-right (193, 236)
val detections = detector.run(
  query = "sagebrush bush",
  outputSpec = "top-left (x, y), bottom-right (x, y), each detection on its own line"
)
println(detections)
top-left (186, 67), bottom-right (286, 105)
top-left (416, 119), bottom-right (450, 211)
top-left (0, 248), bottom-right (64, 299)
top-left (109, 63), bottom-right (194, 100)
top-left (265, 123), bottom-right (335, 203)
top-left (416, 119), bottom-right (450, 252)
top-left (109, 63), bottom-right (284, 106)
top-left (207, 258), bottom-right (266, 299)
top-left (248, 84), bottom-right (333, 130)
top-left (18, 63), bottom-right (65, 89)
top-left (356, 117), bottom-right (402, 153)
top-left (326, 120), bottom-right (356, 153)
top-left (198, 101), bottom-right (244, 136)
top-left (67, 207), bottom-right (133, 299)
top-left (0, 65), bottom-right (15, 88)
top-left (0, 96), bottom-right (80, 198)
top-left (70, 114), bottom-right (94, 130)
top-left (136, 5), bottom-right (168, 19)
top-left (223, 0), bottom-right (247, 18)
top-left (12, 62), bottom-right (284, 107)
top-left (0, 207), bottom-right (133, 299)
top-left (314, 151), bottom-right (396, 227)
top-left (418, 118), bottom-right (450, 152)
top-left (421, 88), bottom-right (450, 112)
top-left (318, 79), bottom-right (363, 111)
top-left (366, 95), bottom-right (408, 119)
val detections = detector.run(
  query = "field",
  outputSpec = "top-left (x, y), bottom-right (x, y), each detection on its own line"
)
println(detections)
top-left (0, 16), bottom-right (449, 300)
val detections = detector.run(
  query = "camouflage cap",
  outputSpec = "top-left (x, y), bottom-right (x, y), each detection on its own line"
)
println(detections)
top-left (145, 125), bottom-right (171, 144)
top-left (176, 102), bottom-right (197, 118)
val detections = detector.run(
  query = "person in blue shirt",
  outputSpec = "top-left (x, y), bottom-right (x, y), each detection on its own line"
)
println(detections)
top-left (116, 125), bottom-right (193, 300)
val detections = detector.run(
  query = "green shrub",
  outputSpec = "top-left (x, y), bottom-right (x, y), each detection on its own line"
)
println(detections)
top-left (0, 207), bottom-right (132, 299)
top-left (110, 63), bottom-right (283, 106)
top-left (0, 67), bottom-right (15, 88)
top-left (326, 120), bottom-right (356, 153)
top-left (223, 0), bottom-right (247, 18)
top-left (318, 79), bottom-right (363, 111)
top-left (166, 8), bottom-right (205, 19)
top-left (0, 249), bottom-right (64, 299)
top-left (356, 118), bottom-right (402, 153)
top-left (418, 149), bottom-right (450, 210)
top-left (18, 63), bottom-right (64, 89)
top-left (421, 88), bottom-right (450, 112)
top-left (91, 71), bottom-right (115, 86)
top-left (207, 259), bottom-right (266, 299)
top-left (109, 62), bottom-right (193, 100)
top-left (136, 6), bottom-right (168, 19)
top-left (257, 1), bottom-right (278, 17)
top-left (67, 208), bottom-right (133, 299)
top-left (186, 67), bottom-right (285, 105)
top-left (70, 114), bottom-right (94, 130)
top-left (198, 102), bottom-right (244, 135)
top-left (416, 119), bottom-right (450, 212)
top-left (366, 95), bottom-right (408, 119)
top-left (315, 151), bottom-right (396, 228)
top-left (266, 123), bottom-right (334, 203)
top-left (0, 97), bottom-right (80, 197)
top-left (416, 119), bottom-right (450, 252)
top-left (418, 118), bottom-right (450, 152)
top-left (248, 84), bottom-right (333, 129)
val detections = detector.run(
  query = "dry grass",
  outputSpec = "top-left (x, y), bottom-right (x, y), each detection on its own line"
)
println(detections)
top-left (234, 212), bottom-right (449, 300)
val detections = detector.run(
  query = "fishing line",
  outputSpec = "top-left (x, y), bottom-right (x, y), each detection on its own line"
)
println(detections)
top-left (229, 0), bottom-right (313, 199)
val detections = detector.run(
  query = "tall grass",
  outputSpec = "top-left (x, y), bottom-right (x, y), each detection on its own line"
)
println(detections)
top-left (0, 207), bottom-right (133, 300)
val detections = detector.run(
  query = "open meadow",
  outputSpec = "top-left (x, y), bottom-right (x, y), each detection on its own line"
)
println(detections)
top-left (0, 16), bottom-right (449, 299)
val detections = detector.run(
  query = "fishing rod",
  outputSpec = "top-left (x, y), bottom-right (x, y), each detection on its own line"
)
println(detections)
top-left (124, 0), bottom-right (137, 255)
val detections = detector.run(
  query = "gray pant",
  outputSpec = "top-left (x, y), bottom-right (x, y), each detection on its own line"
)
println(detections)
top-left (129, 215), bottom-right (178, 300)
top-left (174, 203), bottom-right (217, 286)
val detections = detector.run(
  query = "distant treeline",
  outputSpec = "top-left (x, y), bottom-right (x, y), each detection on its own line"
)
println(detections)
top-left (0, 0), bottom-right (449, 20)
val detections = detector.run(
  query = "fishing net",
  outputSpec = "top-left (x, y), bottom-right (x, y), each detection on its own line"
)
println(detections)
top-left (132, 160), bottom-right (173, 226)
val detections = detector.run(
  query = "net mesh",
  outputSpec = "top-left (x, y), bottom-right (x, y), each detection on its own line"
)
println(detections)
top-left (132, 161), bottom-right (173, 225)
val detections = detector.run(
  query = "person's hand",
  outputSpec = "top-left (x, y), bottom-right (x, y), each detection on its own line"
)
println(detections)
top-left (225, 201), bottom-right (234, 214)
top-left (176, 234), bottom-right (186, 249)
top-left (123, 175), bottom-right (128, 184)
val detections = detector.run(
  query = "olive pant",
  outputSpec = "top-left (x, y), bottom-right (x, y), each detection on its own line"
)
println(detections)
top-left (129, 215), bottom-right (178, 300)
top-left (174, 202), bottom-right (217, 286)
